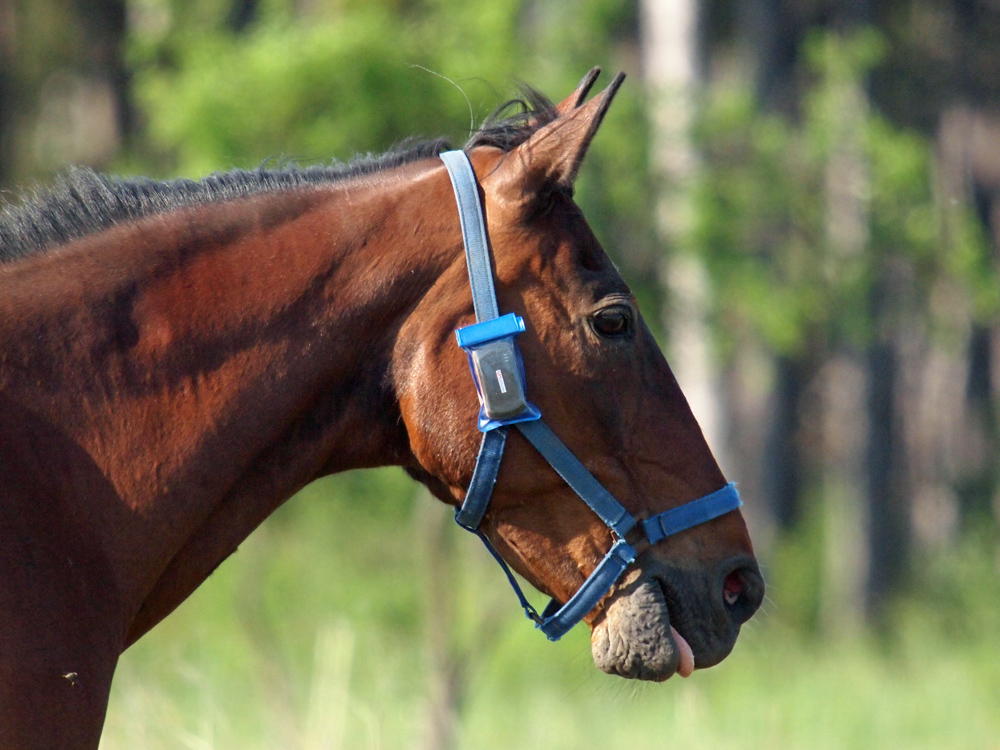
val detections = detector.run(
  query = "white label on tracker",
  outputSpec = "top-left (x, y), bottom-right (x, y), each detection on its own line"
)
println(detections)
top-left (496, 369), bottom-right (507, 393)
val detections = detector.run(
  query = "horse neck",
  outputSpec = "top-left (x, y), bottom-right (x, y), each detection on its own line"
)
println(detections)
top-left (0, 160), bottom-right (458, 626)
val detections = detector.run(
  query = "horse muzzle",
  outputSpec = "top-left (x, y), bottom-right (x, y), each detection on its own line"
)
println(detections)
top-left (590, 553), bottom-right (764, 681)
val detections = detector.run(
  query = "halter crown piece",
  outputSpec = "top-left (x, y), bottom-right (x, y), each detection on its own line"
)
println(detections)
top-left (440, 150), bottom-right (742, 641)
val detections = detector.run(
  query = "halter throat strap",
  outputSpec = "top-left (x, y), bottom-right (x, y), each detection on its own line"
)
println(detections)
top-left (440, 149), bottom-right (741, 641)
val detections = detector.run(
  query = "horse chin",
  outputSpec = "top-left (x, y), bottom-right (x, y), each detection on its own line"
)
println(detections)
top-left (590, 577), bottom-right (683, 682)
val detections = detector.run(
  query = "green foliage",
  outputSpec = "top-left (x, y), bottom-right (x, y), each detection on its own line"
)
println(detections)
top-left (693, 86), bottom-right (824, 354)
top-left (133, 17), bottom-right (451, 175)
top-left (127, 0), bottom-right (527, 173)
top-left (892, 531), bottom-right (1000, 647)
top-left (691, 30), bottom-right (995, 358)
top-left (767, 503), bottom-right (827, 634)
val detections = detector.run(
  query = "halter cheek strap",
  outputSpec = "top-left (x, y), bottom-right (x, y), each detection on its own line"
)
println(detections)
top-left (440, 150), bottom-right (741, 641)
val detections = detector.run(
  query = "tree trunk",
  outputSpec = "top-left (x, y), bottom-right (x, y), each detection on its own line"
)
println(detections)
top-left (817, 29), bottom-right (873, 635)
top-left (866, 272), bottom-right (908, 620)
top-left (0, 0), bottom-right (20, 187)
top-left (816, 349), bottom-right (869, 637)
top-left (228, 0), bottom-right (259, 32)
top-left (77, 0), bottom-right (132, 146)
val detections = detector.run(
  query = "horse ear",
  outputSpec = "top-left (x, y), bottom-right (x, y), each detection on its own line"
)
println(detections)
top-left (554, 67), bottom-right (602, 115)
top-left (496, 71), bottom-right (625, 199)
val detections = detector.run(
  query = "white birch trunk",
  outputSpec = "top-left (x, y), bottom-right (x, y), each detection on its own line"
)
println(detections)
top-left (816, 49), bottom-right (871, 636)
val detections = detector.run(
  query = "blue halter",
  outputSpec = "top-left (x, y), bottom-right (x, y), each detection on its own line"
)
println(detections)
top-left (440, 150), bottom-right (741, 641)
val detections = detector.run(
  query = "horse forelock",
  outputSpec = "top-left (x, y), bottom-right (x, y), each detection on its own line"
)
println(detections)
top-left (0, 88), bottom-right (557, 264)
top-left (466, 85), bottom-right (558, 151)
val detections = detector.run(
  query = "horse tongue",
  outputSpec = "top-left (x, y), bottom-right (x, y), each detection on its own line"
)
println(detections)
top-left (671, 625), bottom-right (695, 678)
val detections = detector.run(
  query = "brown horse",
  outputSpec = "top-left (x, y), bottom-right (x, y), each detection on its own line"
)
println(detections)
top-left (0, 70), bottom-right (762, 748)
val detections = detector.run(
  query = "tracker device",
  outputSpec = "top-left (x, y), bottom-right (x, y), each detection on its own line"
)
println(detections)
top-left (455, 312), bottom-right (541, 431)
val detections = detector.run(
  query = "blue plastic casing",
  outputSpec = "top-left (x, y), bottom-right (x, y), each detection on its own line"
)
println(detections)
top-left (455, 313), bottom-right (542, 431)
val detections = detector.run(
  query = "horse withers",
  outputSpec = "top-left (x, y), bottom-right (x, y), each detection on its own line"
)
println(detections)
top-left (0, 70), bottom-right (762, 747)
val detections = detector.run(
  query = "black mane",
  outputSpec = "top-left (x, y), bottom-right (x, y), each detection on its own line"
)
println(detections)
top-left (0, 87), bottom-right (555, 263)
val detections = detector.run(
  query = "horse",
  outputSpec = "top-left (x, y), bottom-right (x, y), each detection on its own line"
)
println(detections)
top-left (0, 69), bottom-right (762, 748)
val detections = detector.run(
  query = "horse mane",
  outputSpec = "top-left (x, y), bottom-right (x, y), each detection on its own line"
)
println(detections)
top-left (0, 86), bottom-right (555, 263)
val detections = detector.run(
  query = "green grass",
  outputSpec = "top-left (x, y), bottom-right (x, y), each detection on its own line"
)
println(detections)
top-left (99, 470), bottom-right (1000, 750)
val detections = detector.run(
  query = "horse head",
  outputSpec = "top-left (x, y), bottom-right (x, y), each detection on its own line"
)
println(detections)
top-left (396, 71), bottom-right (763, 681)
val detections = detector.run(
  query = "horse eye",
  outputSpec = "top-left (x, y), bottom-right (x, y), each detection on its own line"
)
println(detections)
top-left (591, 305), bottom-right (633, 338)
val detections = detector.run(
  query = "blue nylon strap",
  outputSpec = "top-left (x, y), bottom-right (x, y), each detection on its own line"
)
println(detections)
top-left (440, 150), bottom-right (499, 322)
top-left (455, 427), bottom-right (546, 625)
top-left (455, 428), bottom-right (508, 530)
top-left (461, 511), bottom-right (637, 640)
top-left (470, 528), bottom-right (544, 625)
top-left (535, 538), bottom-right (636, 640)
top-left (515, 419), bottom-right (636, 539)
top-left (641, 482), bottom-right (742, 545)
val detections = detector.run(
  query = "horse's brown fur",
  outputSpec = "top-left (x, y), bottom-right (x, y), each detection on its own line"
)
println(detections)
top-left (0, 72), bottom-right (760, 747)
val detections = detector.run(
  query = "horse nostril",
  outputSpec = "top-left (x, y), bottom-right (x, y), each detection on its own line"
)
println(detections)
top-left (723, 569), bottom-right (744, 606)
top-left (719, 560), bottom-right (764, 626)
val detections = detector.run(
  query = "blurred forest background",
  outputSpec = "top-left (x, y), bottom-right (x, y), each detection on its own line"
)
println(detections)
top-left (2, 0), bottom-right (1000, 748)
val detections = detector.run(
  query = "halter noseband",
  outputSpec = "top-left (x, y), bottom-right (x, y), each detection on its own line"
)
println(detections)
top-left (440, 150), bottom-right (742, 641)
